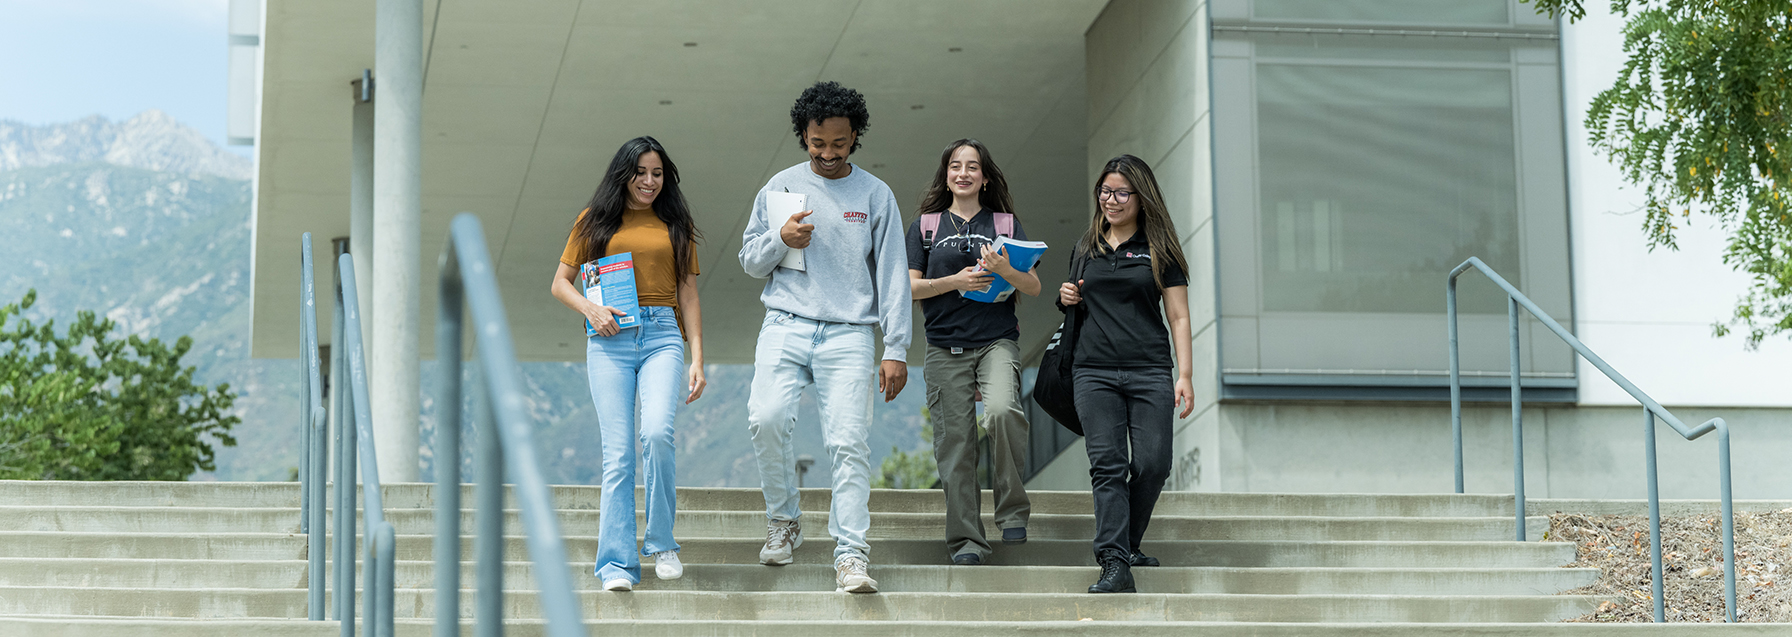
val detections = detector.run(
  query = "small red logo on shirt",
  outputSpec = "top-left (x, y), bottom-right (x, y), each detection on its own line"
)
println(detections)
top-left (1125, 252), bottom-right (1150, 259)
top-left (843, 211), bottom-right (869, 223)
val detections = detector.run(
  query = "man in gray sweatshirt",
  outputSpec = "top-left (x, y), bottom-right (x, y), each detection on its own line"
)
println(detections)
top-left (738, 81), bottom-right (911, 594)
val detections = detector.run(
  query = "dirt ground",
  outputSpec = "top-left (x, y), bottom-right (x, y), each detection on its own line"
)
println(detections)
top-left (1550, 510), bottom-right (1792, 622)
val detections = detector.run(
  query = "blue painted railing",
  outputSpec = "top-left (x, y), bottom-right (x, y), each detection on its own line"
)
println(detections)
top-left (434, 213), bottom-right (585, 637)
top-left (300, 232), bottom-right (397, 636)
top-left (299, 235), bottom-right (328, 619)
top-left (335, 249), bottom-right (398, 637)
top-left (1448, 256), bottom-right (1736, 623)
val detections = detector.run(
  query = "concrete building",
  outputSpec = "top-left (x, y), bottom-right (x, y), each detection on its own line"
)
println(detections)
top-left (237, 0), bottom-right (1791, 497)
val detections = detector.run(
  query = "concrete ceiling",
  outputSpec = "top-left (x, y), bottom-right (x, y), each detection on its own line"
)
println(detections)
top-left (253, 0), bottom-right (1108, 364)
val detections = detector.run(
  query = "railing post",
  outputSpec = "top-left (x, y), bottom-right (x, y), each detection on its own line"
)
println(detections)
top-left (308, 409), bottom-right (327, 620)
top-left (1644, 409), bottom-right (1664, 622)
top-left (300, 233), bottom-right (325, 620)
top-left (1447, 273), bottom-right (1463, 494)
top-left (334, 254), bottom-right (357, 637)
top-left (1508, 296), bottom-right (1524, 541)
top-left (340, 252), bottom-right (388, 637)
top-left (377, 523), bottom-right (397, 637)
top-left (1719, 422), bottom-right (1736, 622)
top-left (300, 234), bottom-right (313, 537)
top-left (473, 373), bottom-right (504, 637)
top-left (434, 251), bottom-right (464, 637)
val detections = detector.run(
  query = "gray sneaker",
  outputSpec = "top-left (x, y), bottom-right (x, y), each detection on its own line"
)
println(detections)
top-left (758, 519), bottom-right (801, 566)
top-left (835, 556), bottom-right (878, 593)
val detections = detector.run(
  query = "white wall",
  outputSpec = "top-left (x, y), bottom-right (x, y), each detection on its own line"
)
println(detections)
top-left (1563, 6), bottom-right (1792, 407)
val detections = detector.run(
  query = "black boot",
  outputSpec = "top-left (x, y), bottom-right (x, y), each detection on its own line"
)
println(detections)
top-left (1088, 549), bottom-right (1135, 594)
top-left (1129, 551), bottom-right (1160, 567)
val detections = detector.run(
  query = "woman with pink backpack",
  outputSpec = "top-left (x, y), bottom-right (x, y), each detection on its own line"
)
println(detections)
top-left (904, 139), bottom-right (1040, 566)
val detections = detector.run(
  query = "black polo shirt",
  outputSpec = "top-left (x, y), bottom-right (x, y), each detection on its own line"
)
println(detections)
top-left (1068, 232), bottom-right (1187, 369)
top-left (905, 209), bottom-right (1029, 349)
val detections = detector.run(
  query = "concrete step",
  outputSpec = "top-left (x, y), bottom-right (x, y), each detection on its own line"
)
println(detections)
top-left (0, 506), bottom-right (1552, 542)
top-left (0, 531), bottom-right (1573, 567)
top-left (0, 481), bottom-right (1522, 517)
top-left (0, 586), bottom-right (1613, 623)
top-left (0, 559), bottom-right (1601, 596)
top-left (9, 618), bottom-right (1784, 637)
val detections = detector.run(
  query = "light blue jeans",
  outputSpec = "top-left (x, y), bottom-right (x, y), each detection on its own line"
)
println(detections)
top-left (586, 305), bottom-right (684, 583)
top-left (747, 309), bottom-right (876, 564)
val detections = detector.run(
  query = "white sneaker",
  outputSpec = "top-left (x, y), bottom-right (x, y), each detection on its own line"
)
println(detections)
top-left (653, 551), bottom-right (683, 580)
top-left (759, 519), bottom-right (801, 566)
top-left (834, 556), bottom-right (878, 594)
top-left (602, 577), bottom-right (633, 592)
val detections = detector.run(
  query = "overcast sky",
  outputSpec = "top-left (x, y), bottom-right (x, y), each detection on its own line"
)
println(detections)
top-left (0, 0), bottom-right (238, 151)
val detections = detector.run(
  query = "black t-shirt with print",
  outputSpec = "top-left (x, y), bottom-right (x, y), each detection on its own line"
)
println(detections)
top-left (904, 209), bottom-right (1030, 349)
top-left (1067, 232), bottom-right (1188, 369)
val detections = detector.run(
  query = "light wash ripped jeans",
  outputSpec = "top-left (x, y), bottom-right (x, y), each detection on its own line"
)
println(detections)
top-left (747, 309), bottom-right (876, 565)
top-left (585, 305), bottom-right (684, 584)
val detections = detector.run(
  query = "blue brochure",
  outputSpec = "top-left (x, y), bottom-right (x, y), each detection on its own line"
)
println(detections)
top-left (963, 237), bottom-right (1048, 303)
top-left (581, 252), bottom-right (640, 336)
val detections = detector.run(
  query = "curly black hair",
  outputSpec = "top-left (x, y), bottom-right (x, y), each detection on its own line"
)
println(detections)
top-left (790, 81), bottom-right (869, 153)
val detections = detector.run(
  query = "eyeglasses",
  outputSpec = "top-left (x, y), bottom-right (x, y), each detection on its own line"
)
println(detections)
top-left (1097, 188), bottom-right (1134, 203)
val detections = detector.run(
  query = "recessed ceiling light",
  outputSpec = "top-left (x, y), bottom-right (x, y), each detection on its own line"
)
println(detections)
top-left (659, 100), bottom-right (673, 105)
top-left (684, 42), bottom-right (698, 47)
top-left (910, 104), bottom-right (924, 110)
top-left (948, 47), bottom-right (963, 52)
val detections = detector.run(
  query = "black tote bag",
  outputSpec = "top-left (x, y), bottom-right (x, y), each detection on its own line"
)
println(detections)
top-left (1032, 254), bottom-right (1087, 436)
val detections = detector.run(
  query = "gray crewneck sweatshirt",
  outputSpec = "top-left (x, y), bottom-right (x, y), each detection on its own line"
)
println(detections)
top-left (739, 162), bottom-right (912, 362)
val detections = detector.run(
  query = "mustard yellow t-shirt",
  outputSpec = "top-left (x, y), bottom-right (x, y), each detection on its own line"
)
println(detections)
top-left (561, 208), bottom-right (700, 336)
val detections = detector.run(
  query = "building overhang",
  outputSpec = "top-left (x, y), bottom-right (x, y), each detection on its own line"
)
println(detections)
top-left (250, 0), bottom-right (1108, 364)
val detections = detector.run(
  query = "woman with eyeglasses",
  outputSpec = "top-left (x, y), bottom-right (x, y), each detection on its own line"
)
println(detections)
top-left (1056, 154), bottom-right (1196, 594)
top-left (904, 139), bottom-right (1039, 565)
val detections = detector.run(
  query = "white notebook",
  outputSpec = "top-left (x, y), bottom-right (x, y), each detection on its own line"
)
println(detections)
top-left (767, 191), bottom-right (809, 272)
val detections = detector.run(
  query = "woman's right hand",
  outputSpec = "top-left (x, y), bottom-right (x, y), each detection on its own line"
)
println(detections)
top-left (945, 266), bottom-right (994, 292)
top-left (1059, 279), bottom-right (1084, 306)
top-left (583, 304), bottom-right (628, 337)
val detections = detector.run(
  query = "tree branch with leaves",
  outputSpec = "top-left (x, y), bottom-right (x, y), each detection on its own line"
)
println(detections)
top-left (0, 289), bottom-right (238, 480)
top-left (1529, 0), bottom-right (1792, 346)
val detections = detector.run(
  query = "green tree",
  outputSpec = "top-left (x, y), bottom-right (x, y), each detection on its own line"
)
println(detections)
top-left (872, 407), bottom-right (941, 489)
top-left (1527, 0), bottom-right (1792, 345)
top-left (0, 290), bottom-right (238, 480)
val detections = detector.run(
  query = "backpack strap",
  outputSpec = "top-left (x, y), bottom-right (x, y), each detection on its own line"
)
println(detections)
top-left (919, 213), bottom-right (942, 251)
top-left (993, 212), bottom-right (1014, 238)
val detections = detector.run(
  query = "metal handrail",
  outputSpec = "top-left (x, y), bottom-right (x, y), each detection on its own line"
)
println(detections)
top-left (1447, 256), bottom-right (1736, 623)
top-left (434, 213), bottom-right (584, 637)
top-left (299, 235), bottom-right (328, 619)
top-left (333, 250), bottom-right (398, 637)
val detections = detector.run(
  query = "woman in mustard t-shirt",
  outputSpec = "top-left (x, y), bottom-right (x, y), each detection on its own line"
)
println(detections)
top-left (549, 136), bottom-right (705, 592)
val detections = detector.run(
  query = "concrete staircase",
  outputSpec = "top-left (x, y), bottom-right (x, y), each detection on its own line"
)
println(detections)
top-left (0, 479), bottom-right (1734, 635)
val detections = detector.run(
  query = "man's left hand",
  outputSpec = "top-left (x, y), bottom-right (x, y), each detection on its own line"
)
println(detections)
top-left (878, 360), bottom-right (908, 402)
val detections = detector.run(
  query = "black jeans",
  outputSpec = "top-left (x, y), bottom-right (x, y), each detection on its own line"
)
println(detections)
top-left (1073, 365), bottom-right (1173, 558)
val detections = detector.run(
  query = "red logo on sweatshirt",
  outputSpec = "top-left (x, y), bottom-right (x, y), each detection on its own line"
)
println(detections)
top-left (843, 211), bottom-right (869, 223)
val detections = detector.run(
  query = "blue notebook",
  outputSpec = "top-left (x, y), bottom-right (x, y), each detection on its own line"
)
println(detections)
top-left (581, 252), bottom-right (640, 336)
top-left (963, 237), bottom-right (1048, 303)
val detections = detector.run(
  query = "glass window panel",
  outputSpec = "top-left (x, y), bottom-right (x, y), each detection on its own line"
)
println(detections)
top-left (1256, 63), bottom-right (1521, 314)
top-left (1253, 0), bottom-right (1510, 25)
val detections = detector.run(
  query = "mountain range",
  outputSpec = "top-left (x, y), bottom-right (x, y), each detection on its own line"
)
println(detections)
top-left (0, 112), bottom-right (929, 487)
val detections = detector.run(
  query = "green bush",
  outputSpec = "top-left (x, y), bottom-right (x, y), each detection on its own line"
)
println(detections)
top-left (0, 289), bottom-right (238, 480)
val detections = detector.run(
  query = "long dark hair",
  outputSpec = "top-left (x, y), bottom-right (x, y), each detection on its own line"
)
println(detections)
top-left (1077, 154), bottom-right (1188, 290)
top-left (572, 136), bottom-right (701, 284)
top-left (915, 139), bottom-right (1015, 218)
